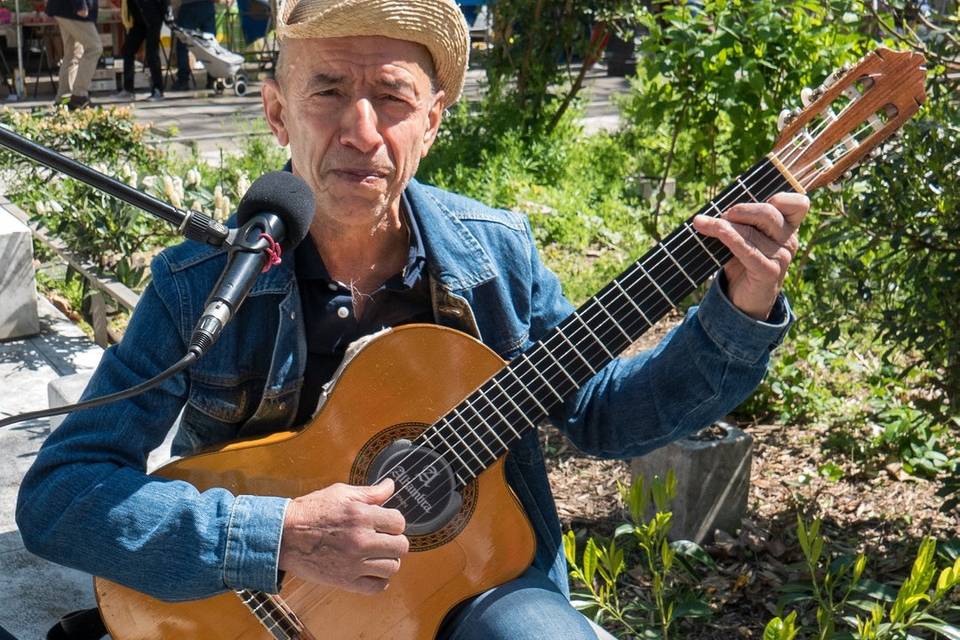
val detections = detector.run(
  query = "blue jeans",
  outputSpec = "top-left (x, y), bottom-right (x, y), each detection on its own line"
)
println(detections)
top-left (175, 0), bottom-right (216, 82)
top-left (437, 565), bottom-right (597, 640)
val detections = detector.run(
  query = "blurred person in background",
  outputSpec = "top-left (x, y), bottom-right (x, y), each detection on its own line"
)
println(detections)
top-left (46, 0), bottom-right (103, 109)
top-left (115, 0), bottom-right (168, 100)
top-left (171, 0), bottom-right (214, 89)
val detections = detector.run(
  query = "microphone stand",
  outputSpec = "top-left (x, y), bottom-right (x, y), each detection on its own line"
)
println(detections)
top-left (0, 126), bottom-right (240, 429)
top-left (0, 123), bottom-right (231, 247)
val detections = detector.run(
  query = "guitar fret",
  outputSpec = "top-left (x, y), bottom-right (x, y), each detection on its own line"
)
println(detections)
top-left (707, 201), bottom-right (724, 217)
top-left (440, 416), bottom-right (488, 469)
top-left (494, 366), bottom-right (563, 413)
top-left (573, 310), bottom-right (614, 359)
top-left (659, 245), bottom-right (698, 289)
top-left (592, 297), bottom-right (633, 343)
top-left (684, 222), bottom-right (724, 269)
top-left (637, 263), bottom-right (677, 310)
top-left (737, 176), bottom-right (759, 202)
top-left (480, 382), bottom-right (529, 438)
top-left (556, 329), bottom-right (597, 375)
top-left (422, 428), bottom-right (469, 485)
top-left (462, 400), bottom-right (510, 449)
top-left (516, 353), bottom-right (565, 404)
top-left (538, 346), bottom-right (579, 387)
top-left (612, 279), bottom-right (652, 328)
top-left (450, 408), bottom-right (498, 462)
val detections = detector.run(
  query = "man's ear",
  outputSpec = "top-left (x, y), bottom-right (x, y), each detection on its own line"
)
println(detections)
top-left (420, 90), bottom-right (446, 158)
top-left (262, 79), bottom-right (290, 147)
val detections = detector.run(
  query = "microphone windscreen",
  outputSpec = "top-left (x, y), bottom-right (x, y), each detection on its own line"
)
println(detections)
top-left (236, 171), bottom-right (315, 251)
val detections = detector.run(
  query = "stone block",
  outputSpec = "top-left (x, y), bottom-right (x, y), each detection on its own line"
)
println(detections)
top-left (630, 421), bottom-right (752, 544)
top-left (0, 205), bottom-right (39, 340)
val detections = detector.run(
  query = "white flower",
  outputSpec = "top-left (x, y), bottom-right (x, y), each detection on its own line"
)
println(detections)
top-left (126, 169), bottom-right (138, 188)
top-left (142, 175), bottom-right (159, 190)
top-left (35, 201), bottom-right (46, 216)
top-left (47, 199), bottom-right (64, 213)
top-left (190, 199), bottom-right (202, 212)
top-left (163, 175), bottom-right (176, 201)
top-left (185, 167), bottom-right (202, 187)
top-left (217, 196), bottom-right (232, 221)
top-left (214, 184), bottom-right (224, 212)
top-left (236, 172), bottom-right (250, 197)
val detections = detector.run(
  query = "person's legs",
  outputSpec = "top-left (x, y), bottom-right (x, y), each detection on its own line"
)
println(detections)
top-left (144, 21), bottom-right (163, 92)
top-left (437, 565), bottom-right (597, 640)
top-left (54, 18), bottom-right (77, 99)
top-left (174, 1), bottom-right (209, 84)
top-left (122, 13), bottom-right (146, 92)
top-left (63, 19), bottom-right (103, 97)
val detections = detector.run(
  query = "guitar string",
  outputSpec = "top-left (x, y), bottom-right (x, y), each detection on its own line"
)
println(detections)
top-left (376, 126), bottom-right (829, 511)
top-left (378, 132), bottom-right (831, 512)
top-left (382, 114), bottom-right (882, 516)
top-left (242, 91), bottom-right (880, 631)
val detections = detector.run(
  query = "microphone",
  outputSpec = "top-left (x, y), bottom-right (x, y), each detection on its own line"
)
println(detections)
top-left (188, 171), bottom-right (315, 358)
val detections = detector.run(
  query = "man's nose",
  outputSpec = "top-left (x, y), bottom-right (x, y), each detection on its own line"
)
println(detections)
top-left (339, 98), bottom-right (382, 154)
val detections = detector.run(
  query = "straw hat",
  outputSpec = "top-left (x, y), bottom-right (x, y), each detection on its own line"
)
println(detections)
top-left (277, 0), bottom-right (470, 104)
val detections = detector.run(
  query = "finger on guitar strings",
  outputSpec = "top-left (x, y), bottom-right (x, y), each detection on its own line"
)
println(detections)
top-left (766, 192), bottom-right (810, 229)
top-left (692, 214), bottom-right (793, 280)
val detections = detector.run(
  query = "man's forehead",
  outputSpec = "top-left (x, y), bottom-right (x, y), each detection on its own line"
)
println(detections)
top-left (284, 36), bottom-right (435, 81)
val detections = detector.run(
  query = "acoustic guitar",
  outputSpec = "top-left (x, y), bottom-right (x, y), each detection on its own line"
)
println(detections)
top-left (94, 48), bottom-right (927, 639)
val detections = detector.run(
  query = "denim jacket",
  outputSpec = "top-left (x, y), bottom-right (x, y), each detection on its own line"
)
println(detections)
top-left (16, 179), bottom-right (793, 602)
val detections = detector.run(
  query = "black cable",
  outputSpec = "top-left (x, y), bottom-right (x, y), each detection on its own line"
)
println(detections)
top-left (0, 352), bottom-right (198, 429)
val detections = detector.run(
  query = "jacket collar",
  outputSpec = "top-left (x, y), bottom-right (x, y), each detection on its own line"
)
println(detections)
top-left (405, 179), bottom-right (496, 291)
top-left (170, 177), bottom-right (497, 295)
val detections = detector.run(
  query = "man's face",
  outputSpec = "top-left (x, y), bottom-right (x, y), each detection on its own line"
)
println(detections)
top-left (262, 36), bottom-right (445, 229)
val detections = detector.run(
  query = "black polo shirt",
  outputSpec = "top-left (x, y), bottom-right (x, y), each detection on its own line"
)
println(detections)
top-left (293, 193), bottom-right (433, 425)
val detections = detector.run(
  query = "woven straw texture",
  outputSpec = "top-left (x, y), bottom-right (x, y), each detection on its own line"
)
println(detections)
top-left (277, 0), bottom-right (470, 104)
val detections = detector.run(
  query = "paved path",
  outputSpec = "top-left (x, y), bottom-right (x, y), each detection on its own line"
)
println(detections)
top-left (0, 297), bottom-right (103, 640)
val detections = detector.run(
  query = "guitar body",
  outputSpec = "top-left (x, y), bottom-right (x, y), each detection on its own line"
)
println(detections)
top-left (94, 324), bottom-right (536, 640)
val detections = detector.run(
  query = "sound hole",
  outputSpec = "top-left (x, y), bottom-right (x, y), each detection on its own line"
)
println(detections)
top-left (349, 423), bottom-right (477, 551)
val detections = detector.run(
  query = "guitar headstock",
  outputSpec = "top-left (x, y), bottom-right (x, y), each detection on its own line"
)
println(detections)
top-left (771, 48), bottom-right (927, 193)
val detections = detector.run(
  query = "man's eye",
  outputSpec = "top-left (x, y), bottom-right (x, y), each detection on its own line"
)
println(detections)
top-left (315, 89), bottom-right (340, 97)
top-left (381, 95), bottom-right (407, 103)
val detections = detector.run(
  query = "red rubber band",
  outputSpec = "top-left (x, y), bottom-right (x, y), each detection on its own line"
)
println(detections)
top-left (259, 233), bottom-right (282, 273)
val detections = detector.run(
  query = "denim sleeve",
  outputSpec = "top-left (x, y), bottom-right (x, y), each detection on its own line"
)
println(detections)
top-left (524, 223), bottom-right (794, 459)
top-left (15, 255), bottom-right (289, 601)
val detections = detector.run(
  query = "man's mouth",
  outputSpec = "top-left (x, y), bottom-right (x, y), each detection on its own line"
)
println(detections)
top-left (330, 168), bottom-right (390, 183)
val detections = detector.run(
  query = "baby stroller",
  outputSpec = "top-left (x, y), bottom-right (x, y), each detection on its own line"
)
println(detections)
top-left (166, 19), bottom-right (248, 96)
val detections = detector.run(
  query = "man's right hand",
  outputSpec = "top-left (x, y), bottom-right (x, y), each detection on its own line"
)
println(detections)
top-left (278, 479), bottom-right (409, 594)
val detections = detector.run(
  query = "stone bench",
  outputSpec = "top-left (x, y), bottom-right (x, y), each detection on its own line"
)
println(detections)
top-left (0, 202), bottom-right (39, 340)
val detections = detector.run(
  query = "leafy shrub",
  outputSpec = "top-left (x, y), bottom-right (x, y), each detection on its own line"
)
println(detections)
top-left (564, 471), bottom-right (714, 639)
top-left (769, 517), bottom-right (960, 639)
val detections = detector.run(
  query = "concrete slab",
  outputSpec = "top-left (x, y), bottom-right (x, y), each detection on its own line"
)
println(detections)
top-left (0, 205), bottom-right (39, 341)
top-left (0, 296), bottom-right (103, 640)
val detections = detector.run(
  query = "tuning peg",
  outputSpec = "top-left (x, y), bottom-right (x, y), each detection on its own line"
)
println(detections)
top-left (777, 109), bottom-right (797, 131)
top-left (800, 86), bottom-right (823, 107)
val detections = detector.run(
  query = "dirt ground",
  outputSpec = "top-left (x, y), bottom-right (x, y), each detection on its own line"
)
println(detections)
top-left (542, 315), bottom-right (959, 638)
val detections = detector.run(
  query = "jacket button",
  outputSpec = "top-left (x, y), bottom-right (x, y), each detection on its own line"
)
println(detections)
top-left (337, 306), bottom-right (349, 319)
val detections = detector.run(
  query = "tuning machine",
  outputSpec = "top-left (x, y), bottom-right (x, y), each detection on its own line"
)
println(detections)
top-left (777, 108), bottom-right (798, 132)
top-left (819, 63), bottom-right (852, 91)
top-left (800, 86), bottom-right (824, 107)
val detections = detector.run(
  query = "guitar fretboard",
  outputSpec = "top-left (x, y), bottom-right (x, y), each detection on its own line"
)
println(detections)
top-left (416, 157), bottom-right (793, 485)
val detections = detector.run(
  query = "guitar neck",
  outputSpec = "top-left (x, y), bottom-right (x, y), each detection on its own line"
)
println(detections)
top-left (419, 156), bottom-right (794, 486)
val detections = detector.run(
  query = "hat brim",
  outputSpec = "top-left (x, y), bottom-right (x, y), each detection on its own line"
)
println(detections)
top-left (278, 0), bottom-right (469, 104)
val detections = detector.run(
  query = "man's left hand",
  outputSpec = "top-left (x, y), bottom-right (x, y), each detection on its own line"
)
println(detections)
top-left (692, 192), bottom-right (810, 320)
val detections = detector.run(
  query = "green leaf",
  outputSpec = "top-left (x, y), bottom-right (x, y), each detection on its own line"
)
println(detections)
top-left (583, 538), bottom-right (599, 586)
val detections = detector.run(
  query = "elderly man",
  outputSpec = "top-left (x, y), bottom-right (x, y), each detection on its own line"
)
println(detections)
top-left (17, 0), bottom-right (808, 638)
